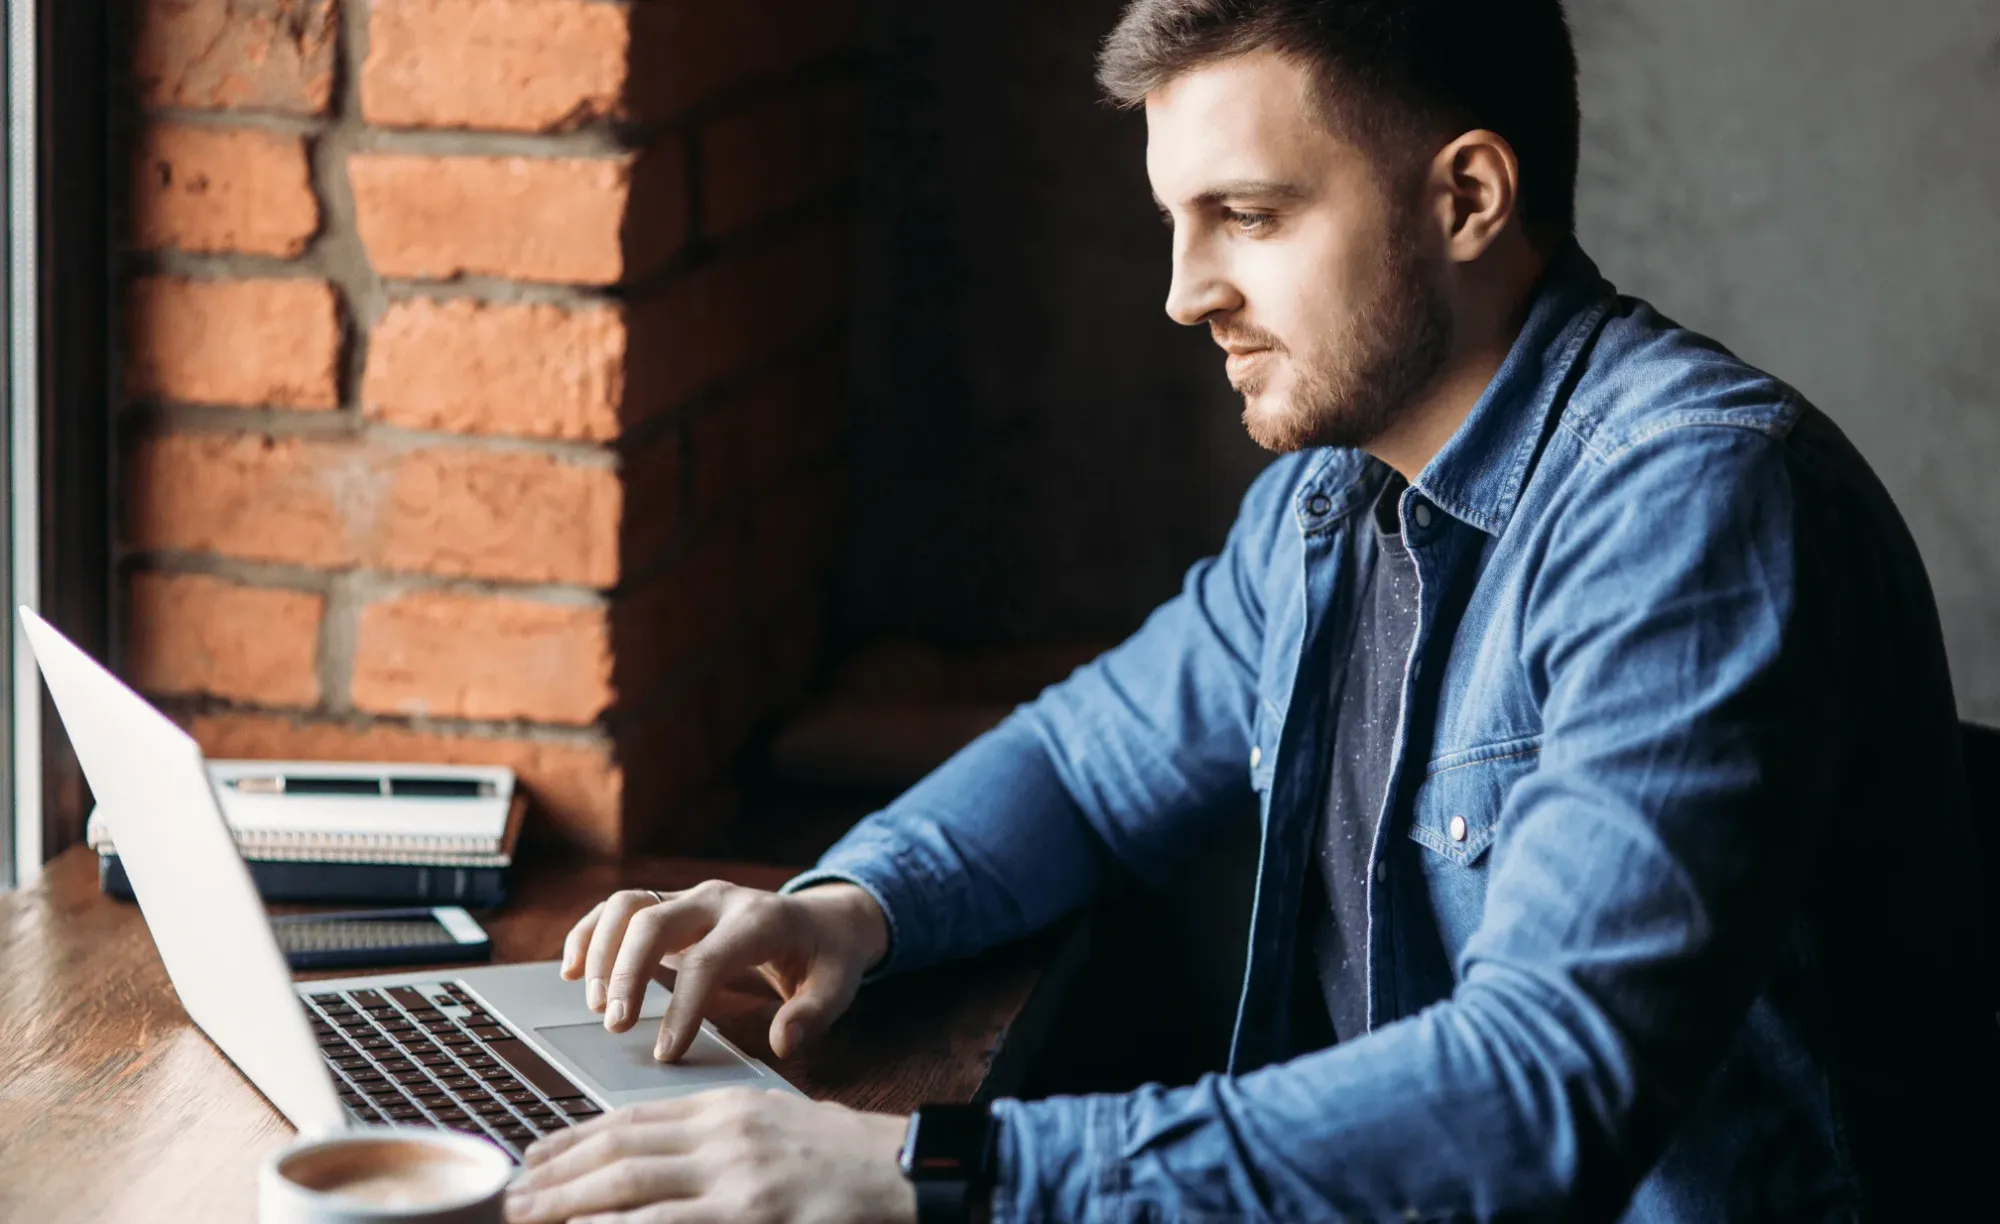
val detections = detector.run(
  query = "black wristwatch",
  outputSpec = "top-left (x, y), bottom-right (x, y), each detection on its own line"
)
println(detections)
top-left (898, 1104), bottom-right (998, 1224)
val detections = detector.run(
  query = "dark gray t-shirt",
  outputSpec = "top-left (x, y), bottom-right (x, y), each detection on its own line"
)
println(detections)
top-left (1302, 474), bottom-right (1421, 1045)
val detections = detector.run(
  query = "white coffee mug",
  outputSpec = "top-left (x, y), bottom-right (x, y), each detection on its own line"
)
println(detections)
top-left (260, 1126), bottom-right (513, 1224)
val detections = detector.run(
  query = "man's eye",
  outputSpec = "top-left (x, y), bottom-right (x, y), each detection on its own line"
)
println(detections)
top-left (1225, 209), bottom-right (1275, 234)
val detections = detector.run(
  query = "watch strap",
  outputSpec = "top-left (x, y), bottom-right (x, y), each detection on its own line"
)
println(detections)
top-left (913, 1178), bottom-right (973, 1224)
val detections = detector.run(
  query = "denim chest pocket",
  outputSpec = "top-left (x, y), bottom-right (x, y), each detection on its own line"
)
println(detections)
top-left (1407, 738), bottom-right (1539, 953)
top-left (1407, 736), bottom-right (1541, 866)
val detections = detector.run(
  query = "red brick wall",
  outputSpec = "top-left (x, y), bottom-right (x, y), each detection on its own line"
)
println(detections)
top-left (121, 0), bottom-right (858, 855)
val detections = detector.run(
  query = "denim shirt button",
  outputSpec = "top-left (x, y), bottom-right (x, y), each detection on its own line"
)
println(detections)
top-left (1373, 860), bottom-right (1388, 884)
top-left (1249, 745), bottom-right (1262, 770)
top-left (1412, 502), bottom-right (1434, 529)
top-left (1307, 495), bottom-right (1332, 515)
top-left (1448, 814), bottom-right (1468, 842)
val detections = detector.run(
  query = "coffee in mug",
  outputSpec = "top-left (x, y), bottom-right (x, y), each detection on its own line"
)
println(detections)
top-left (261, 1127), bottom-right (511, 1224)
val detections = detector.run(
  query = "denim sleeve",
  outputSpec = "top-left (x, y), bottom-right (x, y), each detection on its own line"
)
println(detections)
top-left (990, 424), bottom-right (1848, 1222)
top-left (780, 459), bottom-right (1294, 977)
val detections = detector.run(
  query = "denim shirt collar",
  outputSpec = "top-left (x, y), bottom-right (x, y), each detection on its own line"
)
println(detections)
top-left (1292, 239), bottom-right (1614, 539)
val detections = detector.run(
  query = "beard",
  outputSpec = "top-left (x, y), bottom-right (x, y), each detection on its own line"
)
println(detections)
top-left (1224, 218), bottom-right (1455, 455)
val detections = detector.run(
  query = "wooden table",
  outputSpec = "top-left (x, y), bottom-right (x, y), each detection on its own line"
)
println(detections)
top-left (0, 847), bottom-right (1068, 1222)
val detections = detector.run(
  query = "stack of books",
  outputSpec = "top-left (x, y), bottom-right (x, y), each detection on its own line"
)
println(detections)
top-left (89, 759), bottom-right (527, 907)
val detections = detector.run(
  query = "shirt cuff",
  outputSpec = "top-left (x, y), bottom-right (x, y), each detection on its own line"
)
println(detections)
top-left (988, 1094), bottom-right (1125, 1224)
top-left (777, 866), bottom-right (906, 984)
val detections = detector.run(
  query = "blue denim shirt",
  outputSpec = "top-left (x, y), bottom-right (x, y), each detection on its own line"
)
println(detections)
top-left (786, 244), bottom-right (1997, 1221)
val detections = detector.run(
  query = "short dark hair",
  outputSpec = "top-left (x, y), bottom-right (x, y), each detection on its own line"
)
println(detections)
top-left (1099, 0), bottom-right (1580, 243)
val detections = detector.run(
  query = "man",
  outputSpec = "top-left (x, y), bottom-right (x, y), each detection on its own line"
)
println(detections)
top-left (505, 2), bottom-right (1995, 1221)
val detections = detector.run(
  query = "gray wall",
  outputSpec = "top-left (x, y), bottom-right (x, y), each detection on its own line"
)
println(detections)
top-left (840, 0), bottom-right (2000, 718)
top-left (1571, 0), bottom-right (2000, 719)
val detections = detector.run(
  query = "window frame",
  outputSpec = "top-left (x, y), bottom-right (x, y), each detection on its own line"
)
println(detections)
top-left (3, 0), bottom-right (111, 887)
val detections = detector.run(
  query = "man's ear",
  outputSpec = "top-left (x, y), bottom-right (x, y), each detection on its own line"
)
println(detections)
top-left (1424, 129), bottom-right (1520, 264)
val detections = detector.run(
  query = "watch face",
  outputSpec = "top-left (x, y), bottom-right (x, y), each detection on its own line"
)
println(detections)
top-left (903, 1105), bottom-right (993, 1180)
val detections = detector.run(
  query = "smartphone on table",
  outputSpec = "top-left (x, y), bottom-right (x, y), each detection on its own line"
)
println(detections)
top-left (269, 906), bottom-right (493, 971)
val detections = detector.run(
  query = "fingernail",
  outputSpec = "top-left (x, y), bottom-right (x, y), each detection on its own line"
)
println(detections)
top-left (607, 998), bottom-right (626, 1028)
top-left (585, 978), bottom-right (604, 1010)
top-left (505, 1190), bottom-right (534, 1217)
top-left (778, 1021), bottom-right (800, 1054)
top-left (656, 1027), bottom-right (679, 1059)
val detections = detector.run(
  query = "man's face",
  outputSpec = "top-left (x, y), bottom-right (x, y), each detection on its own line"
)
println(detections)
top-left (1147, 51), bottom-right (1453, 454)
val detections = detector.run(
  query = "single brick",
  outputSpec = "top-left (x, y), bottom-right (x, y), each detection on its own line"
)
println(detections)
top-left (349, 148), bottom-right (687, 285)
top-left (380, 447), bottom-right (624, 588)
top-left (127, 432), bottom-right (366, 568)
top-left (352, 590), bottom-right (613, 725)
top-left (363, 0), bottom-right (629, 132)
top-left (188, 710), bottom-right (626, 854)
top-left (624, 219), bottom-right (848, 422)
top-left (130, 122), bottom-right (319, 257)
top-left (362, 298), bottom-right (627, 441)
top-left (626, 0), bottom-right (864, 120)
top-left (701, 84), bottom-right (860, 239)
top-left (124, 277), bottom-right (341, 410)
top-left (126, 571), bottom-right (323, 707)
top-left (128, 431), bottom-right (627, 586)
top-left (134, 0), bottom-right (338, 115)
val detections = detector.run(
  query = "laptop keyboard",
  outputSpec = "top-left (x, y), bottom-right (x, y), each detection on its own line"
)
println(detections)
top-left (302, 981), bottom-right (602, 1162)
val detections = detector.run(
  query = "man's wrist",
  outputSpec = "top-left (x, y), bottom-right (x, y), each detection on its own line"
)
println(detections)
top-left (791, 881), bottom-right (891, 974)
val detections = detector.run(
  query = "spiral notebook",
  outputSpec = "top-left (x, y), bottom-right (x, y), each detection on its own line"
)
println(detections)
top-left (89, 759), bottom-right (527, 905)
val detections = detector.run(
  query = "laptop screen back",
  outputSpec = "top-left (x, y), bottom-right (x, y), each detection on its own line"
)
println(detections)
top-left (18, 608), bottom-right (344, 1134)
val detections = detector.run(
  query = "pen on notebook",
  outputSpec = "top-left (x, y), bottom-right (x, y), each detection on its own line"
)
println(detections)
top-left (226, 774), bottom-right (496, 798)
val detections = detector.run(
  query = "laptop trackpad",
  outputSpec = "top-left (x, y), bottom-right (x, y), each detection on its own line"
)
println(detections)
top-left (533, 1020), bottom-right (765, 1093)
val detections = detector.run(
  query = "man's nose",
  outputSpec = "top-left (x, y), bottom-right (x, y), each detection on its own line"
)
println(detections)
top-left (1164, 239), bottom-right (1238, 327)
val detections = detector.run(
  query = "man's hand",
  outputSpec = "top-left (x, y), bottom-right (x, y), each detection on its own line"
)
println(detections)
top-left (504, 1087), bottom-right (914, 1224)
top-left (562, 880), bottom-right (889, 1062)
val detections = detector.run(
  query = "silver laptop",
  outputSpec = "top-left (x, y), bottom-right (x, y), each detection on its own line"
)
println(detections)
top-left (18, 606), bottom-right (797, 1159)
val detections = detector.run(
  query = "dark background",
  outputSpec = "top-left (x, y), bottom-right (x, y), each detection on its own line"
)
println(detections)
top-left (835, 0), bottom-right (1269, 651)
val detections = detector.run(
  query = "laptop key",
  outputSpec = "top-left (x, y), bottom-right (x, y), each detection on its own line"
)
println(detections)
top-left (475, 1067), bottom-right (515, 1083)
top-left (414, 1053), bottom-right (452, 1067)
top-left (470, 1100), bottom-right (513, 1118)
top-left (332, 1056), bottom-right (371, 1071)
top-left (459, 1054), bottom-right (496, 1068)
top-left (558, 1100), bottom-right (602, 1118)
top-left (499, 1090), bottom-right (537, 1105)
top-left (384, 1105), bottom-right (424, 1121)
top-left (439, 1075), bottom-right (481, 1092)
top-left (392, 1070), bottom-right (434, 1085)
top-left (350, 1069), bottom-right (386, 1085)
top-left (376, 1057), bottom-right (414, 1071)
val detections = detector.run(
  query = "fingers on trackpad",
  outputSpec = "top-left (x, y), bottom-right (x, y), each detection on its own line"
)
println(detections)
top-left (532, 1020), bottom-right (762, 1093)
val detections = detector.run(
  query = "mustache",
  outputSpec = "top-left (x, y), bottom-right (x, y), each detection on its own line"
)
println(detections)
top-left (1209, 323), bottom-right (1286, 354)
